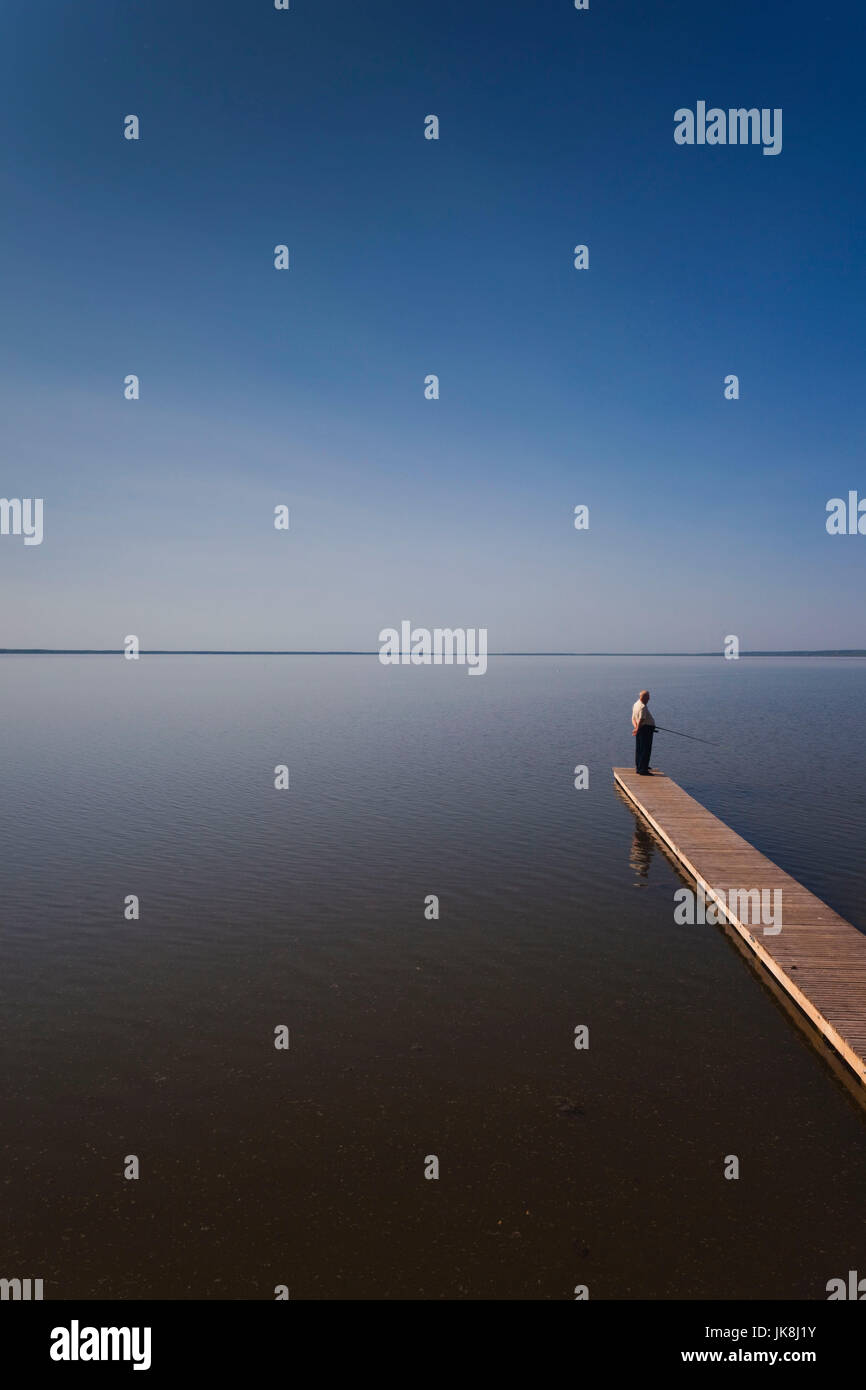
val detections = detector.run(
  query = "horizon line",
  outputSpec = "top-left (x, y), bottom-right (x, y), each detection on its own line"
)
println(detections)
top-left (2, 649), bottom-right (866, 659)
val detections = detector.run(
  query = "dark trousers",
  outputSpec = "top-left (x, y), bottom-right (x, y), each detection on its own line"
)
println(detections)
top-left (635, 724), bottom-right (654, 773)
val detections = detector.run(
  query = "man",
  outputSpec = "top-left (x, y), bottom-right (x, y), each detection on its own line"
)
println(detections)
top-left (631, 689), bottom-right (655, 775)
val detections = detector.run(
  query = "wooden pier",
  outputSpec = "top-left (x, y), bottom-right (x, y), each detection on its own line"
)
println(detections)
top-left (613, 768), bottom-right (866, 1086)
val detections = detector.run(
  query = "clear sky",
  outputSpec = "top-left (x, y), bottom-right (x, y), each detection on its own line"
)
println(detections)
top-left (0, 0), bottom-right (863, 651)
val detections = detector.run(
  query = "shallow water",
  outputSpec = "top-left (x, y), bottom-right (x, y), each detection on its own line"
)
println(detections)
top-left (2, 654), bottom-right (865, 1299)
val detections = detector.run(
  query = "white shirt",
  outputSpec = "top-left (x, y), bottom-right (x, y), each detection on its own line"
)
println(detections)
top-left (632, 700), bottom-right (655, 728)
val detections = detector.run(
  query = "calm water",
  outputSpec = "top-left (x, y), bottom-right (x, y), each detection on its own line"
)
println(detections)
top-left (2, 654), bottom-right (866, 1300)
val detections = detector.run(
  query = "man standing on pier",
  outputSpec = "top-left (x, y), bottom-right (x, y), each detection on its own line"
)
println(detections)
top-left (632, 689), bottom-right (655, 775)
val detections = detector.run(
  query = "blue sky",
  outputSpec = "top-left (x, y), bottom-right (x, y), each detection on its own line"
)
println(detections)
top-left (0, 0), bottom-right (863, 650)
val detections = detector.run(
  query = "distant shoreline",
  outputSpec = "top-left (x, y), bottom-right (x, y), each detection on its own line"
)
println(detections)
top-left (2, 650), bottom-right (866, 659)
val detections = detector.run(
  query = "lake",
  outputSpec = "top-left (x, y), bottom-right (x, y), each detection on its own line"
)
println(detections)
top-left (2, 654), bottom-right (865, 1299)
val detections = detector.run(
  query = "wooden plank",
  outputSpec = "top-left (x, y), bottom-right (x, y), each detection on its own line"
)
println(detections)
top-left (613, 767), bottom-right (866, 1086)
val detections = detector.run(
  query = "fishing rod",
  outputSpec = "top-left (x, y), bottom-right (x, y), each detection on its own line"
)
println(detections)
top-left (651, 725), bottom-right (721, 747)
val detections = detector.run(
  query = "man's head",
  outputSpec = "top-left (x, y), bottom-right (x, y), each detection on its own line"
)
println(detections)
top-left (639, 690), bottom-right (650, 704)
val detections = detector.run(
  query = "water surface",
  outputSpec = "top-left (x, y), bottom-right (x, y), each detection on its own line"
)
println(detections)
top-left (2, 654), bottom-right (865, 1299)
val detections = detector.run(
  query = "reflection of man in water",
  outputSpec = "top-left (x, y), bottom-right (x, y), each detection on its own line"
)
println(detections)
top-left (629, 823), bottom-right (654, 881)
top-left (631, 689), bottom-right (655, 775)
